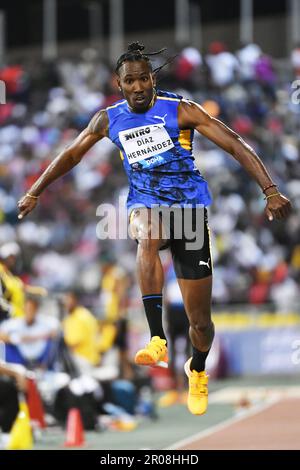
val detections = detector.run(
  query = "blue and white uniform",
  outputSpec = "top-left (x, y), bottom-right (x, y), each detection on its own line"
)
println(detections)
top-left (106, 90), bottom-right (212, 210)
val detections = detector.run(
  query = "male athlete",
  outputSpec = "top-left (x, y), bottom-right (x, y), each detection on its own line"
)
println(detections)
top-left (18, 42), bottom-right (291, 415)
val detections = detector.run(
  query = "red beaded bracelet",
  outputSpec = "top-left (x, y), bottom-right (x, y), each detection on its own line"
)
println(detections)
top-left (262, 183), bottom-right (277, 193)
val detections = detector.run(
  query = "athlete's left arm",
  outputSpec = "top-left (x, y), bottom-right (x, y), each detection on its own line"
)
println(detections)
top-left (178, 100), bottom-right (291, 221)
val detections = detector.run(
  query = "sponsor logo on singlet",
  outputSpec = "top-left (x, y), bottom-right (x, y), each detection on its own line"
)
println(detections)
top-left (119, 123), bottom-right (174, 164)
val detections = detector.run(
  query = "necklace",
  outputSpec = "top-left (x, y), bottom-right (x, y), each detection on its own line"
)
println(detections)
top-left (148, 92), bottom-right (157, 109)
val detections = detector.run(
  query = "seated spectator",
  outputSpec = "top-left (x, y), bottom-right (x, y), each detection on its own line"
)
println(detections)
top-left (99, 255), bottom-right (132, 378)
top-left (62, 291), bottom-right (101, 374)
top-left (236, 42), bottom-right (262, 81)
top-left (0, 278), bottom-right (11, 323)
top-left (0, 296), bottom-right (59, 369)
top-left (291, 42), bottom-right (300, 78)
top-left (206, 41), bottom-right (239, 88)
top-left (0, 243), bottom-right (47, 319)
top-left (0, 243), bottom-right (25, 320)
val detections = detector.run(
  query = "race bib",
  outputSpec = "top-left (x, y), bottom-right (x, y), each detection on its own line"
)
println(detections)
top-left (119, 124), bottom-right (174, 165)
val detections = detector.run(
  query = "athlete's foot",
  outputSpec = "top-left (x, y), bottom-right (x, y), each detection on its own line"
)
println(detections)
top-left (135, 336), bottom-right (168, 368)
top-left (184, 357), bottom-right (209, 415)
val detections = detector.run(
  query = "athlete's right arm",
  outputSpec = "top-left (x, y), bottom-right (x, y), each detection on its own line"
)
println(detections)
top-left (18, 110), bottom-right (109, 219)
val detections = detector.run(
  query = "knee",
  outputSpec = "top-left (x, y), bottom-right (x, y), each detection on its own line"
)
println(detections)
top-left (189, 316), bottom-right (214, 334)
top-left (138, 237), bottom-right (161, 254)
top-left (130, 210), bottom-right (167, 252)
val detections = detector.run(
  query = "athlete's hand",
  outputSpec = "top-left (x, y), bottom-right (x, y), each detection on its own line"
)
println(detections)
top-left (265, 192), bottom-right (291, 221)
top-left (17, 194), bottom-right (39, 220)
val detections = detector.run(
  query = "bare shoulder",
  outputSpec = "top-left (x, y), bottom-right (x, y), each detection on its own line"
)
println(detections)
top-left (88, 109), bottom-right (109, 138)
top-left (179, 99), bottom-right (207, 113)
top-left (178, 99), bottom-right (210, 129)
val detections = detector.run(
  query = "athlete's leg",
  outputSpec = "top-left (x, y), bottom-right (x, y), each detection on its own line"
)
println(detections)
top-left (129, 208), bottom-right (166, 295)
top-left (174, 276), bottom-right (213, 414)
top-left (129, 207), bottom-right (167, 296)
top-left (177, 276), bottom-right (214, 359)
top-left (170, 208), bottom-right (213, 414)
top-left (129, 208), bottom-right (169, 366)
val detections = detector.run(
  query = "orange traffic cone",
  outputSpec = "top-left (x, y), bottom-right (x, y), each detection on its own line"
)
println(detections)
top-left (27, 378), bottom-right (46, 429)
top-left (64, 408), bottom-right (85, 447)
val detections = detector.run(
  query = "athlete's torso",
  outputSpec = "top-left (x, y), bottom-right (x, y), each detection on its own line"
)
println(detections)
top-left (106, 90), bottom-right (212, 209)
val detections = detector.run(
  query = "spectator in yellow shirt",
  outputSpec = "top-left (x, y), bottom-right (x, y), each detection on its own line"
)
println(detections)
top-left (99, 254), bottom-right (132, 378)
top-left (62, 291), bottom-right (101, 374)
top-left (100, 255), bottom-right (129, 323)
top-left (0, 242), bottom-right (47, 320)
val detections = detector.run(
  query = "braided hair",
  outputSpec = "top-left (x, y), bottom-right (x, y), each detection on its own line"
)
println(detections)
top-left (115, 41), bottom-right (173, 75)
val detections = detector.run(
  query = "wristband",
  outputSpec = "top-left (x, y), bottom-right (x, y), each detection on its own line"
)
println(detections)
top-left (264, 192), bottom-right (280, 200)
top-left (26, 193), bottom-right (39, 200)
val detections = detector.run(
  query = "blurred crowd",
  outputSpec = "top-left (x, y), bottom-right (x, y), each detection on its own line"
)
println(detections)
top-left (1, 39), bottom-right (300, 443)
top-left (0, 41), bottom-right (300, 311)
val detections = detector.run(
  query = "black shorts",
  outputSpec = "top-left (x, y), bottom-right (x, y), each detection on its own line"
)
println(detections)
top-left (131, 207), bottom-right (213, 280)
top-left (168, 207), bottom-right (212, 280)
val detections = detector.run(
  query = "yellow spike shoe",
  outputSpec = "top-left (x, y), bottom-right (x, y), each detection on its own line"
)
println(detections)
top-left (135, 336), bottom-right (168, 368)
top-left (184, 357), bottom-right (209, 415)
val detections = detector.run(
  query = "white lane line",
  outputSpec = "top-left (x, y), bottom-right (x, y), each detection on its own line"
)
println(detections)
top-left (165, 396), bottom-right (280, 450)
top-left (208, 385), bottom-right (300, 403)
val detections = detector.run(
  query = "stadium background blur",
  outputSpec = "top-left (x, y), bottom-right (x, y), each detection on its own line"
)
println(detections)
top-left (0, 0), bottom-right (300, 449)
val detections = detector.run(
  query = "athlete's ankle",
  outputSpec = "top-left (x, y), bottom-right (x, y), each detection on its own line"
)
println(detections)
top-left (142, 294), bottom-right (166, 340)
top-left (190, 346), bottom-right (210, 372)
